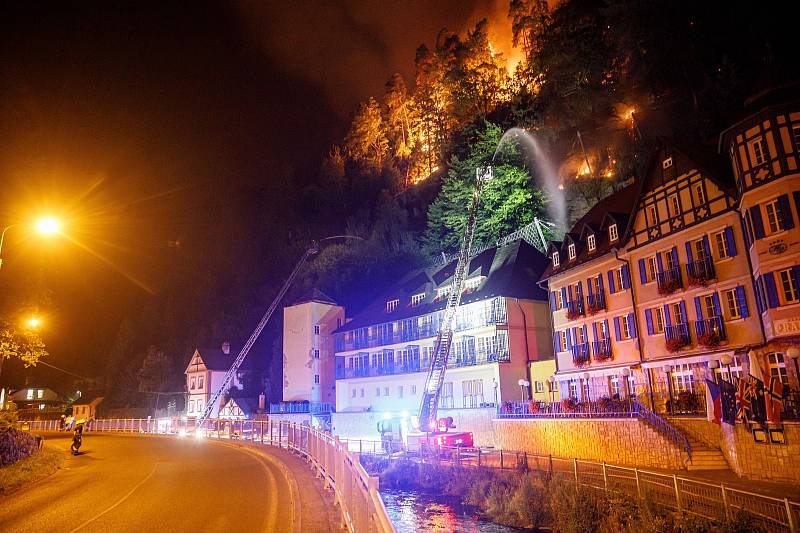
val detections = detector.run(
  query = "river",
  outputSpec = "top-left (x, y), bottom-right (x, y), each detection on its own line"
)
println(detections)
top-left (380, 489), bottom-right (534, 532)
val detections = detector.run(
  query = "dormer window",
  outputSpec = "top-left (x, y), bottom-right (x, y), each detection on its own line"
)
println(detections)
top-left (386, 299), bottom-right (399, 313)
top-left (436, 286), bottom-right (452, 300)
top-left (587, 234), bottom-right (596, 252)
top-left (748, 137), bottom-right (766, 166)
top-left (552, 252), bottom-right (560, 267)
top-left (568, 243), bottom-right (576, 260)
top-left (463, 276), bottom-right (484, 292)
top-left (410, 293), bottom-right (425, 307)
top-left (662, 157), bottom-right (673, 169)
top-left (609, 224), bottom-right (618, 242)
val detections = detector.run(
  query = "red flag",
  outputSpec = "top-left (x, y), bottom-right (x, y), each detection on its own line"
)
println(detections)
top-left (736, 378), bottom-right (751, 421)
top-left (767, 376), bottom-right (784, 423)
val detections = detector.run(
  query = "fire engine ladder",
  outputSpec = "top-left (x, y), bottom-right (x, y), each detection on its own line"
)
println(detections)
top-left (418, 167), bottom-right (493, 431)
top-left (195, 241), bottom-right (322, 430)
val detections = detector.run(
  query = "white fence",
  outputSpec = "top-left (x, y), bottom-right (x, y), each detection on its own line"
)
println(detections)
top-left (23, 418), bottom-right (395, 533)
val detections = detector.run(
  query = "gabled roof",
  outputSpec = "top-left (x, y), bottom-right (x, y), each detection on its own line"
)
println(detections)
top-left (644, 139), bottom-right (734, 195)
top-left (333, 239), bottom-right (549, 334)
top-left (186, 346), bottom-right (247, 372)
top-left (224, 396), bottom-right (258, 417)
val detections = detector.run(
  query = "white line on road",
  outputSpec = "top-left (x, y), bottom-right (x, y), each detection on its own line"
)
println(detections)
top-left (68, 462), bottom-right (159, 533)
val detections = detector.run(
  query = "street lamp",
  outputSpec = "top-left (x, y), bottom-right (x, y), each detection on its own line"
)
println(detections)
top-left (25, 316), bottom-right (41, 329)
top-left (0, 216), bottom-right (63, 270)
top-left (622, 367), bottom-right (631, 398)
top-left (548, 376), bottom-right (556, 404)
top-left (787, 348), bottom-right (800, 391)
top-left (517, 378), bottom-right (530, 401)
top-left (582, 371), bottom-right (591, 402)
top-left (721, 354), bottom-right (733, 381)
top-left (708, 359), bottom-right (720, 383)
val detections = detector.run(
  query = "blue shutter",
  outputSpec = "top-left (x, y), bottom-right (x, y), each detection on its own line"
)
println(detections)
top-left (778, 194), bottom-right (795, 230)
top-left (568, 285), bottom-right (573, 303)
top-left (560, 287), bottom-right (567, 308)
top-left (582, 325), bottom-right (588, 345)
top-left (710, 294), bottom-right (721, 319)
top-left (701, 237), bottom-right (711, 259)
top-left (724, 226), bottom-right (737, 257)
top-left (586, 278), bottom-right (593, 296)
top-left (622, 265), bottom-right (631, 289)
top-left (685, 241), bottom-right (694, 264)
top-left (577, 281), bottom-right (584, 298)
top-left (664, 304), bottom-right (672, 327)
top-left (742, 216), bottom-right (751, 249)
top-left (604, 319), bottom-right (610, 340)
top-left (656, 253), bottom-right (664, 273)
top-left (553, 332), bottom-right (560, 353)
top-left (736, 286), bottom-right (749, 318)
top-left (628, 313), bottom-right (637, 338)
top-left (592, 322), bottom-right (598, 341)
top-left (638, 259), bottom-right (647, 284)
top-left (645, 309), bottom-right (654, 335)
top-left (614, 317), bottom-right (621, 341)
top-left (608, 270), bottom-right (616, 294)
top-left (764, 272), bottom-right (780, 308)
top-left (566, 328), bottom-right (573, 350)
top-left (550, 291), bottom-right (557, 311)
top-left (680, 301), bottom-right (688, 326)
top-left (750, 206), bottom-right (765, 239)
top-left (794, 192), bottom-right (800, 225)
top-left (694, 297), bottom-right (703, 319)
top-left (754, 276), bottom-right (764, 314)
top-left (793, 267), bottom-right (800, 301)
top-left (597, 274), bottom-right (604, 294)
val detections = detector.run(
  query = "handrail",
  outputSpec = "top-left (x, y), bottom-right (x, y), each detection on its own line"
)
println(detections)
top-left (634, 401), bottom-right (692, 461)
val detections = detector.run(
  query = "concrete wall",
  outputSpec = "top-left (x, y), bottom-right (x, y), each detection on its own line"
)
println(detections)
top-left (492, 418), bottom-right (687, 470)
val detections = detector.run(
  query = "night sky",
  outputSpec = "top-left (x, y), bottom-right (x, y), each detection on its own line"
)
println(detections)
top-left (0, 1), bottom-right (509, 387)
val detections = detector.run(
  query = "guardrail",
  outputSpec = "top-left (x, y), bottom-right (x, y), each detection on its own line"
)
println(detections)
top-left (22, 418), bottom-right (395, 533)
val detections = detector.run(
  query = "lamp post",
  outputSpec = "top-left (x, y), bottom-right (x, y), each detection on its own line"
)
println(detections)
top-left (721, 354), bottom-right (733, 382)
top-left (548, 376), bottom-right (556, 404)
top-left (518, 378), bottom-right (530, 401)
top-left (582, 372), bottom-right (591, 403)
top-left (622, 367), bottom-right (631, 398)
top-left (1, 217), bottom-right (62, 270)
top-left (663, 365), bottom-right (674, 414)
top-left (708, 359), bottom-right (720, 383)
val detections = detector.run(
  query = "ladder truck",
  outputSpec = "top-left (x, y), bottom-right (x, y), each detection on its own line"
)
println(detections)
top-left (379, 167), bottom-right (494, 452)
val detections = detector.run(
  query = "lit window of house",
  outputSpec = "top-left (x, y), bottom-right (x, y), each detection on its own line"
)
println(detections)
top-left (313, 349), bottom-right (320, 359)
top-left (695, 183), bottom-right (706, 205)
top-left (793, 125), bottom-right (800, 152)
top-left (37, 389), bottom-right (44, 399)
top-left (198, 376), bottom-right (204, 389)
top-left (609, 376), bottom-right (621, 398)
top-left (436, 286), bottom-right (452, 300)
top-left (26, 389), bottom-right (34, 400)
top-left (672, 302), bottom-right (686, 325)
top-left (314, 325), bottom-right (320, 335)
top-left (668, 195), bottom-right (680, 217)
top-left (614, 268), bottom-right (625, 290)
top-left (724, 289), bottom-right (742, 319)
top-left (714, 355), bottom-right (742, 382)
top-left (749, 137), bottom-right (766, 166)
top-left (587, 234), bottom-right (596, 251)
top-left (778, 269), bottom-right (799, 304)
top-left (463, 277), bottom-right (483, 292)
top-left (652, 307), bottom-right (665, 334)
top-left (568, 243), bottom-right (576, 260)
top-left (609, 224), bottom-right (618, 242)
top-left (535, 381), bottom-right (544, 393)
top-left (191, 377), bottom-right (196, 390)
top-left (692, 238), bottom-right (706, 260)
top-left (714, 231), bottom-right (730, 259)
top-left (662, 157), bottom-right (673, 169)
top-left (556, 330), bottom-right (567, 352)
top-left (702, 294), bottom-right (716, 318)
top-left (620, 315), bottom-right (632, 340)
top-left (646, 256), bottom-right (658, 282)
top-left (647, 204), bottom-right (658, 227)
top-left (552, 252), bottom-right (560, 267)
top-left (768, 353), bottom-right (789, 386)
top-left (764, 200), bottom-right (785, 234)
top-left (671, 364), bottom-right (695, 392)
top-left (386, 299), bottom-right (399, 313)
top-left (410, 293), bottom-right (425, 307)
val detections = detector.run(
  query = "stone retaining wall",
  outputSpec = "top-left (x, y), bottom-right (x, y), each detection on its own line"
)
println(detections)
top-left (491, 418), bottom-right (687, 470)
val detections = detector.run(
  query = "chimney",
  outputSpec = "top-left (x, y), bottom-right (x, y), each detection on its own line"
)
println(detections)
top-left (221, 341), bottom-right (230, 355)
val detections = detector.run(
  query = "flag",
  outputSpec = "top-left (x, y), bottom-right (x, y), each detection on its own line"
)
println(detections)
top-left (705, 379), bottom-right (722, 425)
top-left (720, 379), bottom-right (737, 425)
top-left (749, 375), bottom-right (767, 427)
top-left (766, 376), bottom-right (784, 424)
top-left (736, 377), bottom-right (750, 421)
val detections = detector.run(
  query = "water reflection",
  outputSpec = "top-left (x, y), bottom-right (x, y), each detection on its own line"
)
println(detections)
top-left (381, 489), bottom-right (533, 533)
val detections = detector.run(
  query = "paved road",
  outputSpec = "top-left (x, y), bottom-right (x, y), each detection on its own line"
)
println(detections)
top-left (0, 433), bottom-right (310, 533)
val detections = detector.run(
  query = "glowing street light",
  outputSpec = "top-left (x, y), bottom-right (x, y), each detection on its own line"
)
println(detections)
top-left (0, 215), bottom-right (63, 270)
top-left (26, 316), bottom-right (42, 329)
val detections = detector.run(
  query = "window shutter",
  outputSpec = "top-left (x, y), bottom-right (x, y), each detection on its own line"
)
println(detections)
top-left (793, 267), bottom-right (800, 300)
top-left (656, 253), bottom-right (664, 273)
top-left (794, 191), bottom-right (800, 225)
top-left (736, 286), bottom-right (749, 318)
top-left (764, 272), bottom-right (779, 308)
top-left (622, 265), bottom-right (631, 289)
top-left (645, 309), bottom-right (654, 335)
top-left (604, 319), bottom-right (610, 340)
top-left (597, 274), bottom-right (604, 294)
top-left (639, 259), bottom-right (647, 284)
top-left (586, 278), bottom-right (593, 296)
top-left (778, 194), bottom-right (795, 229)
top-left (724, 226), bottom-right (737, 256)
top-left (550, 291), bottom-right (557, 311)
top-left (742, 216), bottom-right (751, 249)
top-left (680, 301), bottom-right (688, 325)
top-left (592, 322), bottom-right (598, 341)
top-left (663, 305), bottom-right (672, 327)
top-left (608, 270), bottom-right (616, 294)
top-left (628, 313), bottom-right (637, 338)
top-left (566, 328), bottom-right (573, 350)
top-left (553, 332), bottom-right (560, 353)
top-left (685, 241), bottom-right (694, 264)
top-left (614, 317), bottom-right (621, 341)
top-left (711, 294), bottom-right (721, 318)
top-left (568, 285), bottom-right (574, 303)
top-left (577, 281), bottom-right (584, 298)
top-left (750, 206), bottom-right (765, 239)
top-left (582, 325), bottom-right (588, 344)
top-left (560, 288), bottom-right (567, 307)
top-left (754, 276), bottom-right (764, 314)
top-left (701, 237), bottom-right (711, 259)
top-left (694, 297), bottom-right (703, 320)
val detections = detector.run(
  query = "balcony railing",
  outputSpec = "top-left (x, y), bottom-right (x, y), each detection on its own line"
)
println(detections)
top-left (693, 317), bottom-right (726, 347)
top-left (336, 347), bottom-right (509, 379)
top-left (586, 292), bottom-right (605, 314)
top-left (571, 342), bottom-right (589, 364)
top-left (656, 266), bottom-right (682, 295)
top-left (686, 256), bottom-right (715, 286)
top-left (592, 338), bottom-right (612, 360)
top-left (665, 323), bottom-right (691, 352)
top-left (269, 402), bottom-right (333, 415)
top-left (565, 299), bottom-right (585, 319)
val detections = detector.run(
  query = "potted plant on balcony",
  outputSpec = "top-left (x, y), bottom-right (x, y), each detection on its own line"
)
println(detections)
top-left (572, 354), bottom-right (589, 367)
top-left (560, 398), bottom-right (577, 412)
top-left (586, 299), bottom-right (604, 315)
top-left (657, 277), bottom-right (682, 296)
top-left (566, 306), bottom-right (582, 320)
top-left (698, 331), bottom-right (721, 348)
top-left (528, 400), bottom-right (540, 414)
top-left (665, 337), bottom-right (689, 353)
top-left (687, 268), bottom-right (713, 288)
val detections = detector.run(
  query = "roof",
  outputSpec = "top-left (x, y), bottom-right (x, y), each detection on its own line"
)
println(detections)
top-left (333, 238), bottom-right (549, 334)
top-left (293, 288), bottom-right (338, 306)
top-left (74, 392), bottom-right (104, 405)
top-left (226, 396), bottom-right (258, 416)
top-left (541, 182), bottom-right (642, 280)
top-left (718, 84), bottom-right (800, 152)
top-left (191, 347), bottom-right (238, 371)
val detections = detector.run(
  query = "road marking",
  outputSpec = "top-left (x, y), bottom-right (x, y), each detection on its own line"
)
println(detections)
top-left (68, 462), bottom-right (159, 532)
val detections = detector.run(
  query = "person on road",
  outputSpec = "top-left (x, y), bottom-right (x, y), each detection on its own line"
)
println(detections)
top-left (71, 421), bottom-right (84, 455)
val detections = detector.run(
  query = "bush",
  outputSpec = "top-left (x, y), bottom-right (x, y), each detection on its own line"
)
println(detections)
top-left (511, 475), bottom-right (550, 528)
top-left (0, 427), bottom-right (39, 466)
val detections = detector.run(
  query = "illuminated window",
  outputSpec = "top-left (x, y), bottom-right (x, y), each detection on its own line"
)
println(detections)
top-left (768, 353), bottom-right (789, 386)
top-left (386, 299), bottom-right (399, 313)
top-left (555, 289), bottom-right (565, 310)
top-left (620, 315), bottom-right (632, 340)
top-left (695, 183), bottom-right (706, 205)
top-left (647, 205), bottom-right (658, 227)
top-left (552, 252), bottom-right (560, 267)
top-left (191, 377), bottom-right (196, 390)
top-left (556, 330), bottom-right (567, 352)
top-left (724, 289), bottom-right (741, 319)
top-left (410, 293), bottom-right (425, 307)
top-left (764, 200), bottom-right (784, 234)
top-left (463, 277), bottom-right (484, 292)
top-left (535, 381), bottom-right (544, 393)
top-left (587, 234), bottom-right (596, 251)
top-left (614, 268), bottom-right (624, 290)
top-left (671, 364), bottom-right (695, 393)
top-left (668, 195), bottom-right (680, 217)
top-left (778, 269), bottom-right (799, 304)
top-left (693, 239), bottom-right (706, 260)
top-left (313, 349), bottom-right (320, 359)
top-left (569, 380), bottom-right (579, 400)
top-left (714, 355), bottom-right (742, 382)
top-left (609, 376), bottom-right (621, 398)
top-left (702, 294), bottom-right (716, 318)
top-left (646, 256), bottom-right (658, 282)
top-left (198, 376), bottom-right (204, 389)
top-left (652, 307), bottom-right (665, 334)
top-left (37, 389), bottom-right (44, 399)
top-left (436, 286), bottom-right (452, 300)
top-left (664, 249), bottom-right (676, 271)
top-left (793, 125), bottom-right (800, 152)
top-left (314, 325), bottom-right (320, 335)
top-left (568, 243), bottom-right (576, 260)
top-left (26, 389), bottom-right (33, 400)
top-left (749, 137), bottom-right (766, 166)
top-left (439, 382), bottom-right (454, 408)
top-left (714, 231), bottom-right (730, 259)
top-left (672, 302), bottom-right (685, 324)
top-left (662, 157), bottom-right (673, 169)
top-left (609, 224), bottom-right (618, 242)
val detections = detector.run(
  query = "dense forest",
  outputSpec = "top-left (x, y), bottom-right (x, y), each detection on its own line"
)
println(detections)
top-left (13, 0), bottom-right (792, 409)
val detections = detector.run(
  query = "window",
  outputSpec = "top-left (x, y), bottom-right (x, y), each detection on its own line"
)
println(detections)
top-left (376, 387), bottom-right (381, 397)
top-left (555, 289), bottom-right (565, 310)
top-left (552, 252), bottom-right (560, 267)
top-left (609, 376), bottom-right (621, 398)
top-left (695, 183), bottom-right (706, 205)
top-left (568, 243), bottom-right (576, 260)
top-left (662, 157), bottom-right (673, 169)
top-left (313, 349), bottom-right (320, 359)
top-left (764, 200), bottom-right (785, 234)
top-left (439, 382), bottom-right (454, 409)
top-left (768, 353), bottom-right (789, 386)
top-left (778, 269), bottom-right (799, 304)
top-left (384, 386), bottom-right (389, 396)
top-left (702, 294), bottom-right (716, 318)
top-left (671, 363), bottom-right (695, 393)
top-left (647, 205), bottom-right (658, 227)
top-left (314, 325), bottom-right (320, 335)
top-left (569, 380), bottom-right (579, 400)
top-left (653, 307), bottom-right (665, 334)
top-left (664, 249), bottom-right (676, 270)
top-left (714, 355), bottom-right (742, 382)
top-left (37, 389), bottom-right (44, 399)
top-left (620, 315), bottom-right (632, 340)
top-left (351, 388), bottom-right (356, 398)
top-left (386, 299), bottom-right (399, 313)
top-left (411, 293), bottom-right (425, 307)
top-left (337, 318), bottom-right (342, 328)
top-left (314, 374), bottom-right (320, 384)
top-left (646, 256), bottom-right (658, 282)
top-left (609, 224), bottom-right (618, 242)
top-left (672, 302), bottom-right (685, 324)
top-left (596, 320), bottom-right (609, 340)
top-left (556, 330), bottom-right (567, 352)
top-left (411, 385), bottom-right (417, 395)
top-left (587, 234), bottom-right (596, 251)
top-left (26, 389), bottom-right (34, 400)
top-left (749, 137), bottom-right (766, 166)
top-left (574, 326), bottom-right (586, 345)
top-left (668, 195), bottom-right (680, 217)
top-left (436, 286), bottom-right (452, 300)
top-left (189, 400), bottom-right (195, 412)
top-left (191, 377), bottom-right (196, 390)
top-left (614, 268), bottom-right (625, 290)
top-left (198, 376), bottom-right (204, 390)
top-left (693, 239), bottom-right (706, 260)
top-left (793, 125), bottom-right (800, 152)
top-left (398, 386), bottom-right (403, 398)
top-left (360, 388), bottom-right (365, 398)
top-left (714, 231), bottom-right (730, 259)
top-left (550, 381), bottom-right (559, 392)
top-left (724, 289), bottom-right (742, 319)
top-left (535, 381), bottom-right (544, 393)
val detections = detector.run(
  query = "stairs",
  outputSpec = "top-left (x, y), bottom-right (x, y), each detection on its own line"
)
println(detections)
top-left (686, 436), bottom-right (729, 471)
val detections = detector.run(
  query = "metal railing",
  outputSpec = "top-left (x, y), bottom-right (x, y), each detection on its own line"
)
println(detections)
top-left (686, 256), bottom-right (715, 284)
top-left (22, 418), bottom-right (395, 533)
top-left (656, 266), bottom-right (682, 293)
top-left (592, 338), bottom-right (612, 360)
top-left (694, 317), bottom-right (726, 341)
top-left (565, 299), bottom-right (585, 317)
top-left (336, 348), bottom-right (509, 379)
top-left (269, 402), bottom-right (333, 415)
top-left (497, 398), bottom-right (639, 419)
top-left (587, 292), bottom-right (606, 313)
top-left (665, 323), bottom-right (691, 347)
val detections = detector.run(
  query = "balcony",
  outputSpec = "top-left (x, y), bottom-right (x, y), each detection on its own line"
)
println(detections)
top-left (592, 338), bottom-right (612, 361)
top-left (571, 342), bottom-right (589, 365)
top-left (693, 317), bottom-right (725, 348)
top-left (656, 267), bottom-right (682, 295)
top-left (565, 299), bottom-right (585, 320)
top-left (269, 401), bottom-right (332, 415)
top-left (586, 292), bottom-right (605, 314)
top-left (686, 257), bottom-right (715, 287)
top-left (665, 323), bottom-right (691, 352)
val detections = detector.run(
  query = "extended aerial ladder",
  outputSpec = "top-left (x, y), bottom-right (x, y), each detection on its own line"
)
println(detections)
top-left (417, 167), bottom-right (494, 432)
